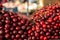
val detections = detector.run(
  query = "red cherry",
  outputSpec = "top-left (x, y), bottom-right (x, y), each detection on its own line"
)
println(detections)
top-left (46, 32), bottom-right (50, 36)
top-left (40, 31), bottom-right (44, 35)
top-left (56, 30), bottom-right (58, 33)
top-left (48, 29), bottom-right (51, 32)
top-left (13, 38), bottom-right (17, 40)
top-left (47, 36), bottom-right (50, 39)
top-left (56, 9), bottom-right (60, 12)
top-left (59, 24), bottom-right (60, 26)
top-left (58, 17), bottom-right (60, 21)
top-left (13, 18), bottom-right (17, 22)
top-left (36, 26), bottom-right (39, 30)
top-left (44, 37), bottom-right (47, 40)
top-left (21, 35), bottom-right (25, 38)
top-left (15, 26), bottom-right (20, 31)
top-left (13, 30), bottom-right (17, 34)
top-left (5, 34), bottom-right (10, 38)
top-left (55, 23), bottom-right (58, 26)
top-left (11, 35), bottom-right (15, 39)
top-left (46, 13), bottom-right (50, 16)
top-left (40, 21), bottom-right (44, 25)
top-left (47, 18), bottom-right (52, 22)
top-left (51, 22), bottom-right (55, 25)
top-left (47, 25), bottom-right (51, 28)
top-left (21, 26), bottom-right (26, 30)
top-left (5, 20), bottom-right (10, 24)
top-left (55, 36), bottom-right (58, 39)
top-left (11, 15), bottom-right (14, 18)
top-left (28, 30), bottom-right (32, 34)
top-left (42, 24), bottom-right (46, 28)
top-left (18, 30), bottom-right (23, 34)
top-left (4, 13), bottom-right (9, 17)
top-left (21, 20), bottom-right (24, 24)
top-left (5, 17), bottom-right (9, 20)
top-left (40, 36), bottom-right (43, 40)
top-left (49, 6), bottom-right (52, 9)
top-left (35, 33), bottom-right (39, 37)
top-left (18, 17), bottom-right (21, 20)
top-left (13, 23), bottom-right (16, 26)
top-left (16, 34), bottom-right (20, 38)
top-left (0, 26), bottom-right (2, 29)
top-left (9, 12), bottom-right (13, 16)
top-left (5, 24), bottom-right (10, 29)
top-left (28, 37), bottom-right (31, 40)
top-left (51, 36), bottom-right (54, 39)
top-left (32, 27), bottom-right (35, 31)
top-left (18, 22), bottom-right (21, 26)
top-left (5, 30), bottom-right (9, 33)
top-left (53, 16), bottom-right (58, 21)
top-left (54, 25), bottom-right (57, 29)
top-left (0, 30), bottom-right (3, 34)
top-left (54, 33), bottom-right (57, 35)
top-left (10, 27), bottom-right (14, 31)
top-left (52, 6), bottom-right (55, 9)
top-left (31, 36), bottom-right (34, 40)
top-left (18, 38), bottom-right (22, 40)
top-left (43, 28), bottom-right (46, 32)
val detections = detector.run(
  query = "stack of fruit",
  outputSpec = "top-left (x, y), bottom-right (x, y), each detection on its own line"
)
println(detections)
top-left (0, 10), bottom-right (33, 40)
top-left (29, 3), bottom-right (60, 40)
top-left (0, 3), bottom-right (60, 40)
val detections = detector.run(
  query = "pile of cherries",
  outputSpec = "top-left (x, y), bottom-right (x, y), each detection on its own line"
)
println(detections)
top-left (0, 3), bottom-right (60, 40)
top-left (0, 10), bottom-right (34, 40)
top-left (30, 3), bottom-right (60, 40)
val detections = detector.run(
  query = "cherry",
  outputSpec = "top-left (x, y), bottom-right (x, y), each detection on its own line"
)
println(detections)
top-left (15, 26), bottom-right (20, 31)
top-left (40, 35), bottom-right (44, 40)
top-left (4, 13), bottom-right (9, 17)
top-left (15, 34), bottom-right (20, 38)
top-left (47, 18), bottom-right (52, 23)
top-left (5, 20), bottom-right (10, 24)
top-left (5, 34), bottom-right (10, 39)
top-left (28, 30), bottom-right (32, 34)
top-left (42, 24), bottom-right (46, 28)
top-left (11, 35), bottom-right (15, 39)
top-left (35, 32), bottom-right (39, 37)
top-left (13, 30), bottom-right (17, 34)
top-left (44, 37), bottom-right (47, 40)
top-left (0, 30), bottom-right (3, 34)
top-left (13, 18), bottom-right (17, 22)
top-left (18, 30), bottom-right (23, 34)
top-left (5, 30), bottom-right (9, 33)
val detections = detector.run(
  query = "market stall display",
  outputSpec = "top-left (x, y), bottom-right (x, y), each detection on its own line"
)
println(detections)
top-left (0, 2), bottom-right (60, 40)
